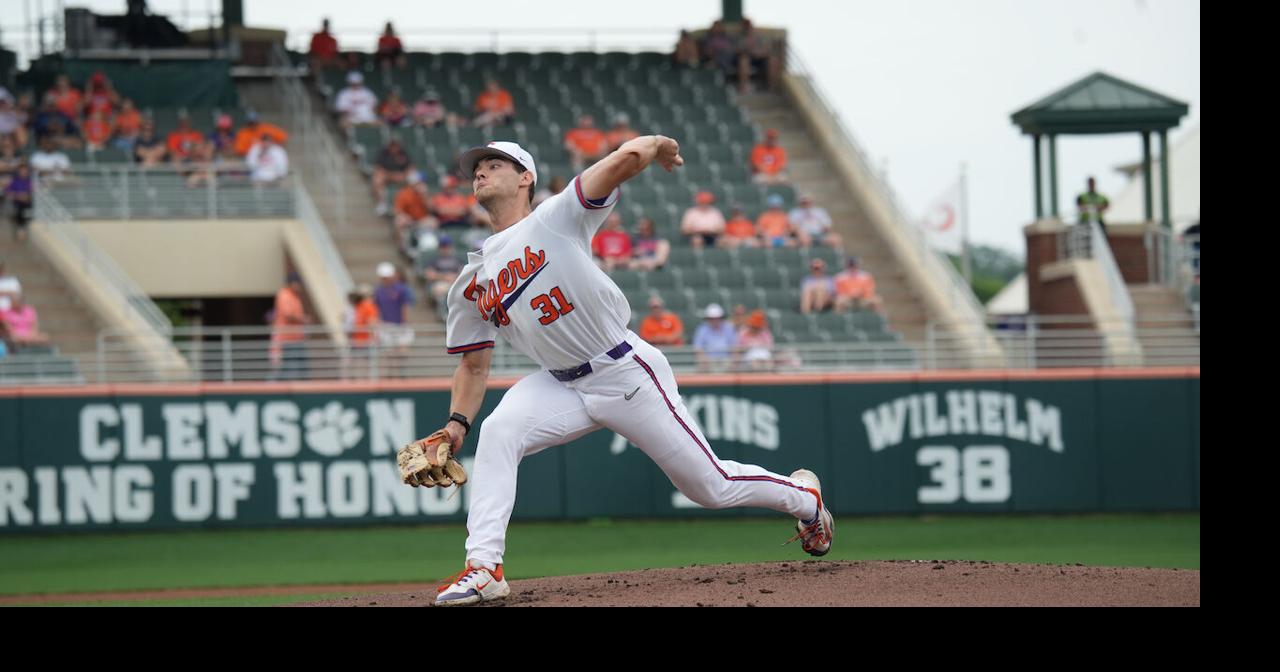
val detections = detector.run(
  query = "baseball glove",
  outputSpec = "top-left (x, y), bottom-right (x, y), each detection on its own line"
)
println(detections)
top-left (397, 430), bottom-right (468, 488)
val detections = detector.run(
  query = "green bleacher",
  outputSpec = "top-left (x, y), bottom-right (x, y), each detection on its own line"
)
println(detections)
top-left (317, 51), bottom-right (908, 352)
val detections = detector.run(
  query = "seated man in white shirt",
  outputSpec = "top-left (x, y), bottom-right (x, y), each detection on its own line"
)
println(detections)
top-left (29, 137), bottom-right (72, 182)
top-left (247, 135), bottom-right (289, 186)
top-left (334, 71), bottom-right (380, 129)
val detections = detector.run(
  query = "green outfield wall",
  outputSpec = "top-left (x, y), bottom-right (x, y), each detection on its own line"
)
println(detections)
top-left (0, 370), bottom-right (1200, 533)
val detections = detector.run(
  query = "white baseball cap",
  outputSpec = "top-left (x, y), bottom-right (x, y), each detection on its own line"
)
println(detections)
top-left (377, 262), bottom-right (396, 278)
top-left (704, 303), bottom-right (726, 319)
top-left (459, 141), bottom-right (538, 187)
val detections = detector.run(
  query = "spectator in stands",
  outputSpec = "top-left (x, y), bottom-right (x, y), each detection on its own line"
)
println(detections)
top-left (720, 205), bottom-right (759, 248)
top-left (606, 113), bottom-right (640, 152)
top-left (0, 95), bottom-right (26, 148)
top-left (133, 120), bottom-right (167, 166)
top-left (735, 309), bottom-right (775, 371)
top-left (751, 128), bottom-right (788, 184)
top-left (1076, 176), bottom-right (1109, 231)
top-left (800, 258), bottom-right (835, 314)
top-left (33, 95), bottom-right (80, 149)
top-left (472, 79), bottom-right (515, 128)
top-left (269, 272), bottom-right (312, 381)
top-left (532, 175), bottom-right (568, 209)
top-left (209, 114), bottom-right (238, 160)
top-left (380, 90), bottom-right (410, 128)
top-left (309, 18), bottom-right (340, 73)
top-left (0, 135), bottom-right (23, 192)
top-left (30, 137), bottom-right (72, 182)
top-left (430, 175), bottom-right (473, 230)
top-left (233, 111), bottom-right (289, 157)
top-left (693, 303), bottom-right (737, 372)
top-left (412, 90), bottom-right (459, 128)
top-left (833, 256), bottom-right (883, 313)
top-left (394, 170), bottom-right (434, 252)
top-left (374, 261), bottom-right (415, 376)
top-left (111, 98), bottom-right (144, 151)
top-left (47, 75), bottom-right (82, 121)
top-left (638, 295), bottom-right (685, 347)
top-left (630, 216), bottom-right (671, 271)
top-left (790, 194), bottom-right (842, 249)
top-left (82, 109), bottom-right (112, 150)
top-left (700, 20), bottom-right (737, 73)
top-left (375, 22), bottom-right (408, 70)
top-left (4, 164), bottom-right (33, 242)
top-left (372, 138), bottom-right (414, 215)
top-left (757, 193), bottom-right (795, 247)
top-left (82, 72), bottom-right (118, 119)
top-left (592, 213), bottom-right (633, 272)
top-left (564, 115), bottom-right (609, 173)
top-left (343, 283), bottom-right (379, 380)
top-left (680, 190), bottom-right (726, 249)
top-left (335, 72), bottom-right (380, 129)
top-left (183, 135), bottom-right (219, 188)
top-left (0, 259), bottom-right (20, 311)
top-left (735, 19), bottom-right (777, 93)
top-left (674, 29), bottom-right (700, 68)
top-left (246, 134), bottom-right (290, 186)
top-left (423, 235), bottom-right (464, 306)
top-left (0, 292), bottom-right (50, 349)
top-left (166, 115), bottom-right (205, 165)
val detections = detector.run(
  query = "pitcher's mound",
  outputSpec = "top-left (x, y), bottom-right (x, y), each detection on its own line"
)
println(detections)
top-left (291, 560), bottom-right (1199, 607)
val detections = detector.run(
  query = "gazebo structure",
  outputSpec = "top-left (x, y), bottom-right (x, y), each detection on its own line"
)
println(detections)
top-left (1012, 72), bottom-right (1188, 229)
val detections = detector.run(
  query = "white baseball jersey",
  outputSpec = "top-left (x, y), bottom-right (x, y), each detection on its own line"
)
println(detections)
top-left (437, 170), bottom-right (824, 574)
top-left (444, 176), bottom-right (628, 370)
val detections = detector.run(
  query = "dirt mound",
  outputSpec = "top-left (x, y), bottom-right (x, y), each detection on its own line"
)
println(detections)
top-left (291, 560), bottom-right (1200, 607)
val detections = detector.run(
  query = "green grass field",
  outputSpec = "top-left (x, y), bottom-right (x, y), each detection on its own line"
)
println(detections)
top-left (0, 513), bottom-right (1199, 605)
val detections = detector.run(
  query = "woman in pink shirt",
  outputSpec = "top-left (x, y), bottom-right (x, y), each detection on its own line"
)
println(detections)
top-left (0, 294), bottom-right (50, 346)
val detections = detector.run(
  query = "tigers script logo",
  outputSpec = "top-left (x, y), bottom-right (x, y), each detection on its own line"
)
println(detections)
top-left (463, 245), bottom-right (548, 326)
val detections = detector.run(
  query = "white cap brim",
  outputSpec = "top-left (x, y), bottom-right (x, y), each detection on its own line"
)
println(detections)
top-left (459, 142), bottom-right (537, 187)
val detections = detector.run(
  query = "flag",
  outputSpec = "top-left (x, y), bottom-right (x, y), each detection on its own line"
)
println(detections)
top-left (919, 180), bottom-right (963, 255)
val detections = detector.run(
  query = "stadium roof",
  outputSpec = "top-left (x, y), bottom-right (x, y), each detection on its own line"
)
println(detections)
top-left (1011, 71), bottom-right (1189, 135)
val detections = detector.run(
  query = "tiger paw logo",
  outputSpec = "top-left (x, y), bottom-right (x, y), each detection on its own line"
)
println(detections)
top-left (304, 401), bottom-right (364, 456)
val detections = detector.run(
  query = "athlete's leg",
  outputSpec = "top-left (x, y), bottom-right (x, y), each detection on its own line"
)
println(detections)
top-left (579, 340), bottom-right (820, 521)
top-left (464, 371), bottom-right (601, 567)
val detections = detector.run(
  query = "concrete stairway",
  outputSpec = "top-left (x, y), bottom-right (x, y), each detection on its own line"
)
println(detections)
top-left (736, 91), bottom-right (932, 345)
top-left (0, 234), bottom-right (105, 380)
top-left (1128, 284), bottom-right (1199, 366)
top-left (238, 78), bottom-right (450, 375)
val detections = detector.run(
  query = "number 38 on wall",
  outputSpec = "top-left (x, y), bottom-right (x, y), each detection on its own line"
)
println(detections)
top-left (916, 446), bottom-right (1011, 504)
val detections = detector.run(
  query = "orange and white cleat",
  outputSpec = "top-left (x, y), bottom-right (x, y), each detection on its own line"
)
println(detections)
top-left (786, 469), bottom-right (834, 557)
top-left (435, 560), bottom-right (510, 606)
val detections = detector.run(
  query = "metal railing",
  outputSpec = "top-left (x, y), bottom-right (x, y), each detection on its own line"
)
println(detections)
top-left (271, 42), bottom-right (348, 227)
top-left (82, 313), bottom-right (1199, 384)
top-left (294, 179), bottom-right (355, 295)
top-left (781, 46), bottom-right (992, 337)
top-left (33, 189), bottom-right (173, 338)
top-left (926, 313), bottom-right (1199, 369)
top-left (1058, 221), bottom-right (1137, 338)
top-left (1150, 227), bottom-right (1200, 311)
top-left (36, 165), bottom-right (296, 220)
top-left (285, 28), bottom-right (680, 56)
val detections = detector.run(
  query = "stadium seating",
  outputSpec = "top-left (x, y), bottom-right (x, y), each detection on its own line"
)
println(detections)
top-left (313, 51), bottom-right (909, 351)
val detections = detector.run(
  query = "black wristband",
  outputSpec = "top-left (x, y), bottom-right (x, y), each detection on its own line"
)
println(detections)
top-left (448, 412), bottom-right (472, 434)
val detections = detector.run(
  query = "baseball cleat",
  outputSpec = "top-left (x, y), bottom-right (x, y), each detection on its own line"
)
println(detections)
top-left (435, 560), bottom-right (510, 606)
top-left (786, 469), bottom-right (834, 557)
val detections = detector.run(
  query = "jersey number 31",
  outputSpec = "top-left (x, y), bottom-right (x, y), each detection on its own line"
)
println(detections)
top-left (531, 286), bottom-right (575, 325)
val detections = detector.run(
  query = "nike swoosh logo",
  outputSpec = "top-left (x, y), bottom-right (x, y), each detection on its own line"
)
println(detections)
top-left (475, 578), bottom-right (492, 591)
top-left (624, 387), bottom-right (640, 401)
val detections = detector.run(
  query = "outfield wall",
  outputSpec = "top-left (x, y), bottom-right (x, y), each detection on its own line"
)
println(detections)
top-left (0, 369), bottom-right (1200, 533)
